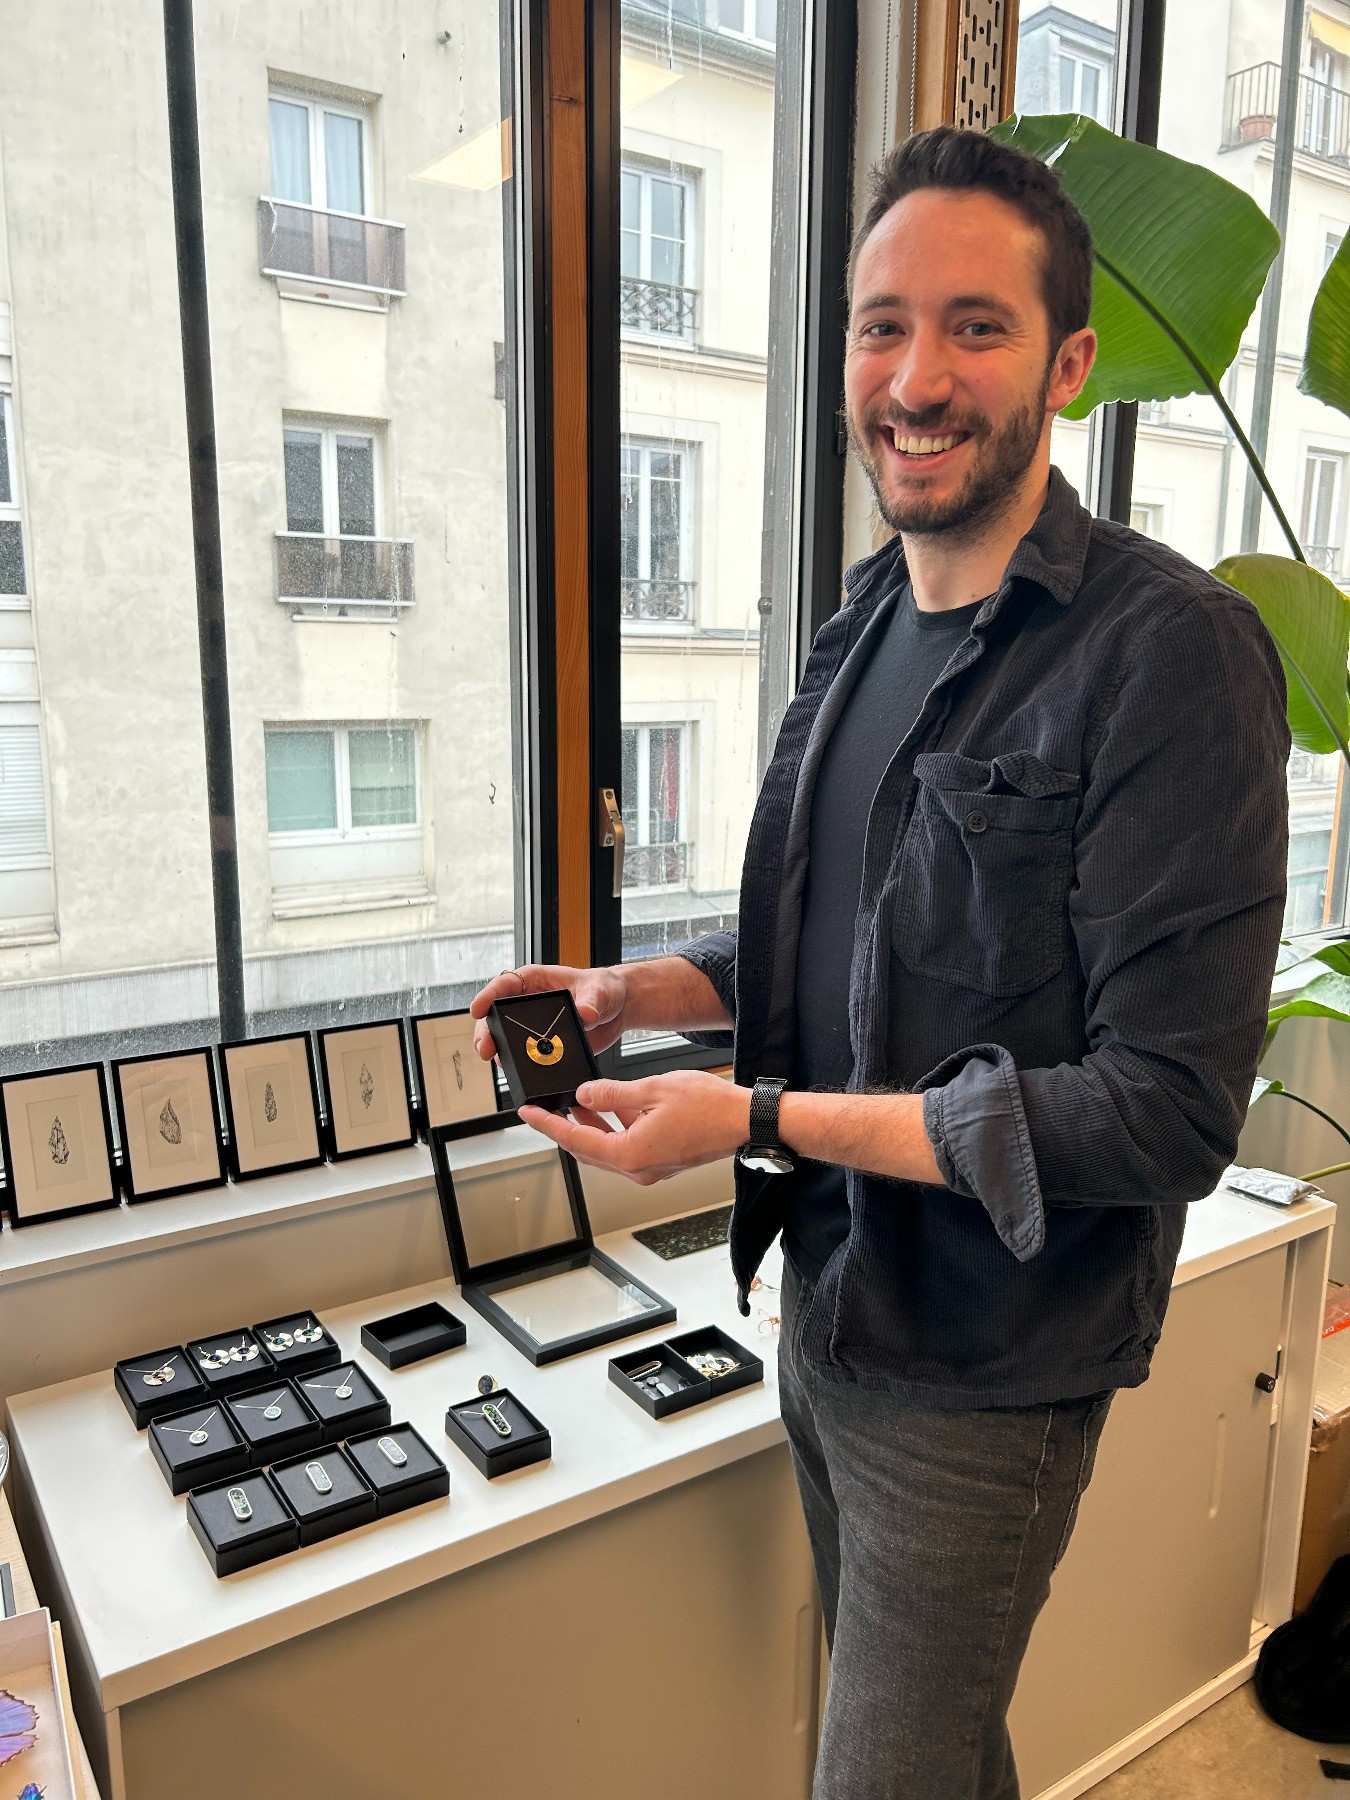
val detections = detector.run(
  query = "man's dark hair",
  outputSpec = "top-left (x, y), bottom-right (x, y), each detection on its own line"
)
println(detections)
top-left (848, 126), bottom-right (1094, 352)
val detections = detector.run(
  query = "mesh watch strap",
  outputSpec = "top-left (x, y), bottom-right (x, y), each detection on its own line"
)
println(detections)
top-left (748, 1076), bottom-right (788, 1151)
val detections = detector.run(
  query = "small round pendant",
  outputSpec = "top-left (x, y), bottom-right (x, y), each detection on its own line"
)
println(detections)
top-left (263, 1403), bottom-right (283, 1421)
top-left (188, 1428), bottom-right (209, 1446)
top-left (335, 1383), bottom-right (353, 1400)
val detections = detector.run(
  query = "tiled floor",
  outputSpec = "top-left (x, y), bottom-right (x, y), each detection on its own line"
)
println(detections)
top-left (1081, 1683), bottom-right (1347, 1799)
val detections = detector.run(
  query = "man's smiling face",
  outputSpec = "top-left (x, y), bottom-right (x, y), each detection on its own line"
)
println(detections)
top-left (845, 187), bottom-right (1072, 538)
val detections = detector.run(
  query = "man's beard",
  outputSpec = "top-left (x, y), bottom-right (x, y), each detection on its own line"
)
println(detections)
top-left (850, 372), bottom-right (1050, 539)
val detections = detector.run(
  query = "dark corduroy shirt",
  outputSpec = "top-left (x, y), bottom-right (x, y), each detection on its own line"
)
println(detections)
top-left (680, 468), bottom-right (1290, 1409)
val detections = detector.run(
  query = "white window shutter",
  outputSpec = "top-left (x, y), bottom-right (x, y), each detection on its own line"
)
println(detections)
top-left (0, 724), bottom-right (50, 862)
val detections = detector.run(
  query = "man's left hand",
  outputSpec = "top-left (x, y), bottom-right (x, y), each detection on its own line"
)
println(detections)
top-left (520, 1071), bottom-right (751, 1185)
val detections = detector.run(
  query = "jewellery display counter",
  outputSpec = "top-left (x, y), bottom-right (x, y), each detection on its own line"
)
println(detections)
top-left (0, 1121), bottom-right (1335, 1800)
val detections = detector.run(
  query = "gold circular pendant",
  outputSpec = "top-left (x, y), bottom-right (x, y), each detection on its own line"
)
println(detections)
top-left (525, 1033), bottom-right (565, 1067)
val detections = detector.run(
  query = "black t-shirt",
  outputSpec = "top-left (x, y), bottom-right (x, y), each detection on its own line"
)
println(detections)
top-left (784, 582), bottom-right (985, 1281)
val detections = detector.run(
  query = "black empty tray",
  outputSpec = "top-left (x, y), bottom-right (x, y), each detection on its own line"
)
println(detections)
top-left (360, 1301), bottom-right (467, 1370)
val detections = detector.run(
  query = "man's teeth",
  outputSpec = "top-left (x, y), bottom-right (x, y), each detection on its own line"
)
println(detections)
top-left (892, 431), bottom-right (962, 455)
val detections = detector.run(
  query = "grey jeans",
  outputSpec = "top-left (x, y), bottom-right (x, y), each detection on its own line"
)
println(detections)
top-left (779, 1259), bottom-right (1112, 1800)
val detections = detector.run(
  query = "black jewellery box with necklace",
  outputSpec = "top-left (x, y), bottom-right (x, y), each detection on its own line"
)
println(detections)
top-left (294, 1360), bottom-right (391, 1443)
top-left (149, 1400), bottom-right (251, 1495)
top-left (431, 1126), bottom-right (675, 1365)
top-left (444, 1378), bottom-right (551, 1478)
top-left (114, 1346), bottom-right (208, 1428)
top-left (485, 987), bottom-right (599, 1111)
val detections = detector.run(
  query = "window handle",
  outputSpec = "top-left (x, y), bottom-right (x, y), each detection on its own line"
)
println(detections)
top-left (597, 787), bottom-right (625, 899)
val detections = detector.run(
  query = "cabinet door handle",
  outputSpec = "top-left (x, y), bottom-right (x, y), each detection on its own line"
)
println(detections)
top-left (1255, 1370), bottom-right (1278, 1394)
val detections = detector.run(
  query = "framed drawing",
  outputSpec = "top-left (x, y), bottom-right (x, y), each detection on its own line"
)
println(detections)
top-left (0, 1062), bottom-right (118, 1228)
top-left (410, 1008), bottom-right (503, 1135)
top-left (111, 1049), bottom-right (226, 1203)
top-left (219, 1033), bottom-right (324, 1181)
top-left (315, 1020), bottom-right (414, 1159)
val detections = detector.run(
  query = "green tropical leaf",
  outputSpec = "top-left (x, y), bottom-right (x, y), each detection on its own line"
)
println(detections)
top-left (1313, 938), bottom-right (1350, 977)
top-left (989, 113), bottom-right (1278, 420)
top-left (1266, 969), bottom-right (1350, 1032)
top-left (1213, 553), bottom-right (1350, 759)
top-left (1251, 1075), bottom-right (1283, 1103)
top-left (1300, 230), bottom-right (1350, 418)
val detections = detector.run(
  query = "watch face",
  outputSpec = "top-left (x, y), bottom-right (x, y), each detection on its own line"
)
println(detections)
top-left (738, 1148), bottom-right (794, 1176)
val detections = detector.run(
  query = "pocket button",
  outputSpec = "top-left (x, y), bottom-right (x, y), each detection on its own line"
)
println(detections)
top-left (964, 809), bottom-right (989, 833)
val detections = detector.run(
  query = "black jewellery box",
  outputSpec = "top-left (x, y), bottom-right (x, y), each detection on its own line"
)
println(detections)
top-left (225, 1381), bottom-right (324, 1465)
top-left (251, 1310), bottom-right (342, 1379)
top-left (188, 1470), bottom-right (298, 1577)
top-left (485, 987), bottom-right (599, 1112)
top-left (610, 1326), bottom-right (764, 1420)
top-left (270, 1445), bottom-right (378, 1546)
top-left (444, 1388), bottom-right (550, 1479)
top-left (149, 1400), bottom-right (251, 1496)
top-left (114, 1346), bottom-right (207, 1429)
top-left (431, 1129), bottom-right (675, 1365)
top-left (293, 1360), bottom-right (391, 1443)
top-left (346, 1423), bottom-right (450, 1517)
top-left (185, 1328), bottom-right (277, 1396)
top-left (361, 1301), bottom-right (467, 1370)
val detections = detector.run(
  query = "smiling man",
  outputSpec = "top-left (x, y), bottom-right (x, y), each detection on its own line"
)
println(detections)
top-left (471, 128), bottom-right (1290, 1799)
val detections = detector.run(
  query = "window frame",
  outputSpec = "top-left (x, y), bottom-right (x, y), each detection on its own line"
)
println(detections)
top-left (267, 86), bottom-right (375, 221)
top-left (282, 416), bottom-right (384, 541)
top-left (619, 434), bottom-right (697, 613)
top-left (264, 723), bottom-right (423, 849)
top-left (619, 156), bottom-right (699, 343)
top-left (620, 720), bottom-right (691, 892)
top-left (718, 0), bottom-right (778, 49)
top-left (0, 391), bottom-right (27, 603)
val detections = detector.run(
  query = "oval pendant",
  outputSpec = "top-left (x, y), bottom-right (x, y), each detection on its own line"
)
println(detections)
top-left (335, 1383), bottom-right (353, 1400)
top-left (189, 1428), bottom-right (210, 1446)
top-left (263, 1404), bottom-right (283, 1421)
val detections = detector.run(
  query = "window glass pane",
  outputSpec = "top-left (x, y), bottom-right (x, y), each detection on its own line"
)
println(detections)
top-left (0, 522), bottom-right (24, 597)
top-left (0, 726), bottom-right (48, 860)
top-left (616, 0), bottom-right (804, 1001)
top-left (1059, 51), bottom-right (1077, 112)
top-left (265, 731), bottom-right (337, 832)
top-left (1081, 60), bottom-right (1100, 119)
top-left (335, 434), bottom-right (376, 536)
top-left (1130, 0), bottom-right (1350, 935)
top-left (0, 403), bottom-right (11, 505)
top-left (283, 429), bottom-right (324, 533)
top-left (269, 99), bottom-right (312, 204)
top-left (348, 727), bottom-right (417, 827)
top-left (323, 111), bottom-right (364, 214)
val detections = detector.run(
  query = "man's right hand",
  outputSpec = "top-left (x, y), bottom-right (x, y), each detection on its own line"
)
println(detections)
top-left (468, 963), bottom-right (630, 1062)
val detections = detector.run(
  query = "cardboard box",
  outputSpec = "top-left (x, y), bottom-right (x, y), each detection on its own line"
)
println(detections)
top-left (1295, 1296), bottom-right (1350, 1612)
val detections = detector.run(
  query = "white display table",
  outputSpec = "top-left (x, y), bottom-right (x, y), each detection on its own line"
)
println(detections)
top-left (4, 1161), bottom-right (1334, 1800)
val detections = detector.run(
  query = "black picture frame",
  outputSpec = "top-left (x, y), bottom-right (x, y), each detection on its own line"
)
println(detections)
top-left (430, 1127), bottom-right (674, 1365)
top-left (111, 1048), bottom-right (226, 1203)
top-left (218, 1031), bottom-right (325, 1181)
top-left (409, 1008), bottom-right (508, 1139)
top-left (314, 1020), bottom-right (415, 1160)
top-left (0, 1061), bottom-right (119, 1229)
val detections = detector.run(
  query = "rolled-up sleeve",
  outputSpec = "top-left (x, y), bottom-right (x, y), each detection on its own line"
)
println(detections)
top-left (676, 928), bottom-right (738, 1050)
top-left (918, 593), bottom-right (1290, 1262)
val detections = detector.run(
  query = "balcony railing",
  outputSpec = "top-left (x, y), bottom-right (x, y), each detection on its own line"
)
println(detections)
top-left (622, 841), bottom-right (690, 889)
top-left (1223, 63), bottom-right (1350, 165)
top-left (274, 534), bottom-right (415, 608)
top-left (620, 277), bottom-right (698, 339)
top-left (258, 198), bottom-right (407, 298)
top-left (621, 577), bottom-right (695, 621)
top-left (1306, 543), bottom-right (1341, 576)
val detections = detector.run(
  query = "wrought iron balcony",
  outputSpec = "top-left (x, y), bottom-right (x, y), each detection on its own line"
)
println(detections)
top-left (621, 577), bottom-right (695, 621)
top-left (258, 198), bottom-right (407, 299)
top-left (1223, 63), bottom-right (1350, 165)
top-left (274, 534), bottom-right (415, 609)
top-left (622, 842), bottom-right (690, 890)
top-left (620, 276), bottom-right (698, 339)
top-left (1306, 543), bottom-right (1341, 576)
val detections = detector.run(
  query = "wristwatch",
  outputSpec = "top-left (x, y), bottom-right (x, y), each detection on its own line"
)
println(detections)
top-left (737, 1076), bottom-right (794, 1176)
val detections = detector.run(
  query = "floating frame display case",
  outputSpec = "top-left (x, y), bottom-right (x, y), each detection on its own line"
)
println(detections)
top-left (430, 1127), bottom-right (675, 1364)
top-left (218, 1032), bottom-right (325, 1180)
top-left (111, 1048), bottom-right (226, 1203)
top-left (409, 1008), bottom-right (507, 1137)
top-left (0, 1061), bottom-right (119, 1227)
top-left (315, 1020), bottom-right (415, 1160)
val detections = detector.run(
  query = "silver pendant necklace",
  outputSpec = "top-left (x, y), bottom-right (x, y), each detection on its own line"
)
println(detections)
top-left (234, 1391), bottom-right (286, 1422)
top-left (305, 1367), bottom-right (356, 1401)
top-left (128, 1356), bottom-right (179, 1388)
top-left (159, 1408), bottom-right (219, 1448)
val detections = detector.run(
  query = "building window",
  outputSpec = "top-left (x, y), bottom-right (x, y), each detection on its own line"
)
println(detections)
top-left (0, 698), bottom-right (55, 938)
top-left (1325, 229), bottom-right (1346, 276)
top-left (276, 420), bottom-right (413, 612)
top-left (718, 0), bottom-right (777, 45)
top-left (620, 439), bottom-right (694, 622)
top-left (1137, 399), bottom-right (1170, 427)
top-left (620, 163), bottom-right (697, 340)
top-left (1130, 501), bottom-right (1164, 538)
top-left (1300, 450), bottom-right (1345, 576)
top-left (0, 394), bottom-right (26, 598)
top-left (260, 88), bottom-right (406, 303)
top-left (621, 724), bottom-right (689, 890)
top-left (264, 725), bottom-right (427, 917)
top-left (1057, 40), bottom-right (1112, 122)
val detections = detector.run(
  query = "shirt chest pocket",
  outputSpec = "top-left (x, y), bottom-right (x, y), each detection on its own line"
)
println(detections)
top-left (892, 750), bottom-right (1080, 996)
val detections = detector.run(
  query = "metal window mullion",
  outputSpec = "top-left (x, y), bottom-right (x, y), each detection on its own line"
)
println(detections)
top-left (679, 444), bottom-right (694, 584)
top-left (636, 725), bottom-right (651, 847)
top-left (320, 429), bottom-right (339, 536)
top-left (310, 100), bottom-right (328, 211)
top-left (335, 726), bottom-right (352, 834)
top-left (638, 445), bottom-right (652, 581)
